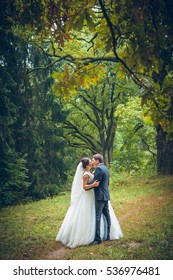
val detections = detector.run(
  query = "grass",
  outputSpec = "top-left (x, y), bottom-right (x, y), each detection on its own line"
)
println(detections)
top-left (0, 175), bottom-right (173, 260)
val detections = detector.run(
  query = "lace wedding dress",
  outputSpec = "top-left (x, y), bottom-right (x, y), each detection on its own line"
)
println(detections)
top-left (56, 163), bottom-right (123, 248)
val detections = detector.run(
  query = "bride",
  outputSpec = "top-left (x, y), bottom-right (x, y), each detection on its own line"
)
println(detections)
top-left (56, 157), bottom-right (123, 248)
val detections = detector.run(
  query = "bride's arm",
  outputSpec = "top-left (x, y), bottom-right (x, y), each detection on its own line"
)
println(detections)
top-left (82, 175), bottom-right (99, 190)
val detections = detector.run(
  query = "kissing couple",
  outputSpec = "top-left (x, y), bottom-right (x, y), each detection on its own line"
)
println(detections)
top-left (56, 154), bottom-right (123, 248)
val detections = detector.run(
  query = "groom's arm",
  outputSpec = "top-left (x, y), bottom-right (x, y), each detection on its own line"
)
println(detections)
top-left (83, 175), bottom-right (99, 191)
top-left (84, 168), bottom-right (102, 191)
top-left (94, 167), bottom-right (103, 182)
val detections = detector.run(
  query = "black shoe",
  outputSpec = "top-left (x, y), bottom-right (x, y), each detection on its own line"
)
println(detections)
top-left (90, 240), bottom-right (101, 245)
top-left (105, 235), bottom-right (110, 241)
top-left (106, 234), bottom-right (110, 240)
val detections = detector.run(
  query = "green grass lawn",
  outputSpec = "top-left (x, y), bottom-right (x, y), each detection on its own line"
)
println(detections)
top-left (0, 175), bottom-right (173, 260)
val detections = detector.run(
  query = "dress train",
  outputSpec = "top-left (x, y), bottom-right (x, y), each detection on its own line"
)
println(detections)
top-left (56, 188), bottom-right (123, 248)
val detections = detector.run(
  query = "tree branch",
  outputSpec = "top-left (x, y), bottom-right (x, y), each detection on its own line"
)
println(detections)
top-left (64, 120), bottom-right (101, 149)
top-left (98, 0), bottom-right (142, 85)
top-left (73, 103), bottom-right (100, 129)
top-left (142, 138), bottom-right (156, 157)
top-left (26, 54), bottom-right (75, 74)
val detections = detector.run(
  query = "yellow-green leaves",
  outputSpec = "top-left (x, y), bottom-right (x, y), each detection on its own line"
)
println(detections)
top-left (141, 73), bottom-right (173, 133)
top-left (52, 63), bottom-right (106, 98)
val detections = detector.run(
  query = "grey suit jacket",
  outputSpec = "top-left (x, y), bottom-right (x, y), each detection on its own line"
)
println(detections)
top-left (94, 163), bottom-right (110, 201)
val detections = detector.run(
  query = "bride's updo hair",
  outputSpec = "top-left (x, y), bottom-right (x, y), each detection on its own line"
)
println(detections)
top-left (81, 157), bottom-right (90, 169)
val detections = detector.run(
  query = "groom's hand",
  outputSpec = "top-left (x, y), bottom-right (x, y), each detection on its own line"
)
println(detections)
top-left (93, 180), bottom-right (100, 187)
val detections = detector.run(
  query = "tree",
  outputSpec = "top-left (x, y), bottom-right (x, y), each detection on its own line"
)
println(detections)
top-left (3, 0), bottom-right (173, 174)
top-left (62, 66), bottom-right (137, 165)
top-left (113, 96), bottom-right (156, 174)
top-left (0, 1), bottom-right (70, 206)
top-left (54, 0), bottom-right (173, 175)
top-left (0, 28), bottom-right (30, 207)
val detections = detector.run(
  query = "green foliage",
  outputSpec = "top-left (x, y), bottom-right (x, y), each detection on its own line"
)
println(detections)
top-left (0, 151), bottom-right (29, 208)
top-left (112, 96), bottom-right (157, 174)
top-left (53, 63), bottom-right (106, 98)
top-left (4, 0), bottom-right (173, 133)
top-left (141, 74), bottom-right (173, 137)
top-left (1, 0), bottom-right (173, 210)
top-left (0, 15), bottom-right (70, 206)
top-left (0, 28), bottom-right (30, 207)
top-left (62, 65), bottom-right (133, 164)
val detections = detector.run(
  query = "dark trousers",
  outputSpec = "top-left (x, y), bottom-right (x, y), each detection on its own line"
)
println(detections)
top-left (95, 200), bottom-right (111, 242)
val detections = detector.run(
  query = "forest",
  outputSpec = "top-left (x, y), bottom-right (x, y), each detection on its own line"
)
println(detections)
top-left (0, 0), bottom-right (173, 208)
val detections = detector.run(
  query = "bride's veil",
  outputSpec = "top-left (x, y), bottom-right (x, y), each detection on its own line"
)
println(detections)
top-left (70, 162), bottom-right (84, 204)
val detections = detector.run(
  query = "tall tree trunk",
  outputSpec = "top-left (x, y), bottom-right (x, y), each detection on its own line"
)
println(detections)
top-left (103, 133), bottom-right (115, 166)
top-left (156, 125), bottom-right (173, 175)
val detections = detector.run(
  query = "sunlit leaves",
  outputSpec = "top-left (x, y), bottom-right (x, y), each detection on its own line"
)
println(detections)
top-left (113, 95), bottom-right (156, 173)
top-left (6, 0), bottom-right (173, 135)
top-left (52, 63), bottom-right (106, 98)
top-left (141, 73), bottom-right (173, 134)
top-left (66, 7), bottom-right (96, 32)
top-left (94, 18), bottom-right (112, 53)
top-left (116, 69), bottom-right (126, 79)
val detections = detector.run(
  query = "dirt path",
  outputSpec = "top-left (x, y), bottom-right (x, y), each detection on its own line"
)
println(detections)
top-left (44, 245), bottom-right (71, 260)
top-left (43, 192), bottom-right (173, 260)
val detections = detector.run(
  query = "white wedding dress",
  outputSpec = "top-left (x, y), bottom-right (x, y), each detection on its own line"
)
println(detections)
top-left (56, 163), bottom-right (123, 248)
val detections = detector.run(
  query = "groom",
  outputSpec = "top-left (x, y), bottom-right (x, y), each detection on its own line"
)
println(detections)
top-left (91, 154), bottom-right (111, 245)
